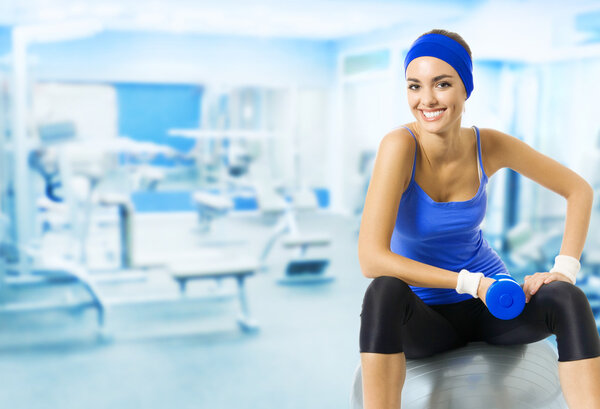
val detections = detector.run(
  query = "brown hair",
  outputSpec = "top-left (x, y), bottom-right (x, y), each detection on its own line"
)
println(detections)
top-left (419, 29), bottom-right (472, 59)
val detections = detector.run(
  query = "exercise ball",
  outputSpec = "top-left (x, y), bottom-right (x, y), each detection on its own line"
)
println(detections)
top-left (350, 340), bottom-right (568, 409)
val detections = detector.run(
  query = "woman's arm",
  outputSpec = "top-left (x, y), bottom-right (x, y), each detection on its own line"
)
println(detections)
top-left (358, 128), bottom-right (460, 290)
top-left (483, 128), bottom-right (594, 261)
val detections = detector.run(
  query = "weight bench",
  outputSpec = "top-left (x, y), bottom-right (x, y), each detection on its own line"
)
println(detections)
top-left (280, 234), bottom-right (333, 284)
top-left (169, 258), bottom-right (259, 333)
top-left (1, 264), bottom-right (106, 329)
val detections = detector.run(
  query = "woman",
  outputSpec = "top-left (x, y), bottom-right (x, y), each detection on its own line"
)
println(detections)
top-left (357, 29), bottom-right (600, 409)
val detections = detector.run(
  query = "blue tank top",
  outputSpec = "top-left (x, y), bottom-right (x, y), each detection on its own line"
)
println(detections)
top-left (390, 126), bottom-right (509, 305)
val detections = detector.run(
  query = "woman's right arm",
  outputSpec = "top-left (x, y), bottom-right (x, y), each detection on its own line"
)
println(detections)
top-left (357, 129), bottom-right (475, 291)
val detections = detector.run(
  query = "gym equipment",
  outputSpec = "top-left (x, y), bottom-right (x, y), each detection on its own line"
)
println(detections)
top-left (0, 210), bottom-right (106, 336)
top-left (1, 263), bottom-right (105, 329)
top-left (351, 339), bottom-right (568, 409)
top-left (280, 235), bottom-right (331, 284)
top-left (169, 257), bottom-right (260, 333)
top-left (259, 186), bottom-right (333, 285)
top-left (192, 191), bottom-right (234, 233)
top-left (167, 127), bottom-right (274, 188)
top-left (29, 133), bottom-right (180, 266)
top-left (97, 193), bottom-right (134, 269)
top-left (29, 148), bottom-right (64, 202)
top-left (486, 273), bottom-right (526, 320)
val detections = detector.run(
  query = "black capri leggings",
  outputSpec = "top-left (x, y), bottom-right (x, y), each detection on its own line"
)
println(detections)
top-left (360, 276), bottom-right (600, 362)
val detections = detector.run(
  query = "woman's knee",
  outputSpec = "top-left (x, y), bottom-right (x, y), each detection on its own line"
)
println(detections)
top-left (535, 280), bottom-right (588, 310)
top-left (360, 277), bottom-right (412, 353)
top-left (534, 281), bottom-right (600, 361)
top-left (363, 276), bottom-right (411, 307)
top-left (361, 276), bottom-right (412, 321)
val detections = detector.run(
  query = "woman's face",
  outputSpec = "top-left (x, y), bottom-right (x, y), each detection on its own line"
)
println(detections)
top-left (405, 56), bottom-right (467, 133)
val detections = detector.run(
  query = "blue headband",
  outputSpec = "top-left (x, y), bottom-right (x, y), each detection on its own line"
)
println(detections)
top-left (404, 33), bottom-right (474, 99)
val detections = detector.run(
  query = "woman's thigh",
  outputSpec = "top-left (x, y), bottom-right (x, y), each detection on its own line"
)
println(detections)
top-left (360, 276), bottom-right (469, 358)
top-left (472, 282), bottom-right (557, 347)
top-left (402, 295), bottom-right (472, 359)
top-left (474, 280), bottom-right (600, 361)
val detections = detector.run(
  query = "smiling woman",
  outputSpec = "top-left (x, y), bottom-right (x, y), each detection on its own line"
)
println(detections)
top-left (406, 58), bottom-right (465, 133)
top-left (356, 28), bottom-right (600, 409)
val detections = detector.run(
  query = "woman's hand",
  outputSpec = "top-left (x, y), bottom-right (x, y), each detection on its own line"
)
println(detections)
top-left (522, 272), bottom-right (572, 303)
top-left (476, 277), bottom-right (496, 306)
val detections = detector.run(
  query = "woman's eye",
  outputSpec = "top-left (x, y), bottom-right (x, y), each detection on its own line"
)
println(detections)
top-left (408, 84), bottom-right (420, 90)
top-left (437, 82), bottom-right (451, 88)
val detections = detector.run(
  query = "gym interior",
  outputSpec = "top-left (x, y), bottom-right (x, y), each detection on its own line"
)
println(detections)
top-left (1, 1), bottom-right (600, 408)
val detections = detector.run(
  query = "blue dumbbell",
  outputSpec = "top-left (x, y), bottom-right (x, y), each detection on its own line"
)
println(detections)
top-left (486, 274), bottom-right (526, 320)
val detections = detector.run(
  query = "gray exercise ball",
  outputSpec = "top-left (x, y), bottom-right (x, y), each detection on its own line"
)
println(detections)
top-left (351, 340), bottom-right (568, 409)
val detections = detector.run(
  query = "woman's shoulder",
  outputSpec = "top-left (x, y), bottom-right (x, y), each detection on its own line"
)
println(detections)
top-left (374, 126), bottom-right (418, 189)
top-left (474, 127), bottom-right (519, 176)
top-left (475, 127), bottom-right (518, 154)
top-left (379, 125), bottom-right (417, 152)
top-left (381, 124), bottom-right (416, 150)
top-left (367, 126), bottom-right (418, 204)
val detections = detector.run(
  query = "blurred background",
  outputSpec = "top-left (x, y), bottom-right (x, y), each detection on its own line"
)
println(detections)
top-left (0, 0), bottom-right (600, 408)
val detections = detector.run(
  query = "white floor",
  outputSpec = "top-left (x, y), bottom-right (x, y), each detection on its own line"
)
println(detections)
top-left (0, 211), bottom-right (368, 409)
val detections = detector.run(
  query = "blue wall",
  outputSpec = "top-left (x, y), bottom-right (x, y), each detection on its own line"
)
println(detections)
top-left (116, 83), bottom-right (200, 165)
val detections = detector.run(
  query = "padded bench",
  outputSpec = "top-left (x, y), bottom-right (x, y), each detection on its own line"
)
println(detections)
top-left (169, 258), bottom-right (259, 332)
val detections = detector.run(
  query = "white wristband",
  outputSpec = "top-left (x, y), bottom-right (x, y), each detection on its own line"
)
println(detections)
top-left (549, 255), bottom-right (580, 284)
top-left (456, 269), bottom-right (484, 298)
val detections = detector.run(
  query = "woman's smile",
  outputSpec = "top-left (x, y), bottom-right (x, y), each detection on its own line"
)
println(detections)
top-left (420, 108), bottom-right (446, 121)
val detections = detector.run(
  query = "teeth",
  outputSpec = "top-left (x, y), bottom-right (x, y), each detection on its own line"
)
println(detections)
top-left (423, 110), bottom-right (444, 118)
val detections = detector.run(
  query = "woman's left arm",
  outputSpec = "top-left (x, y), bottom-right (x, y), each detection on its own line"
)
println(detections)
top-left (482, 128), bottom-right (594, 301)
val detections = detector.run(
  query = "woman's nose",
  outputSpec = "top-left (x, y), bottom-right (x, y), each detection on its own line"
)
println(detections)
top-left (421, 87), bottom-right (437, 105)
